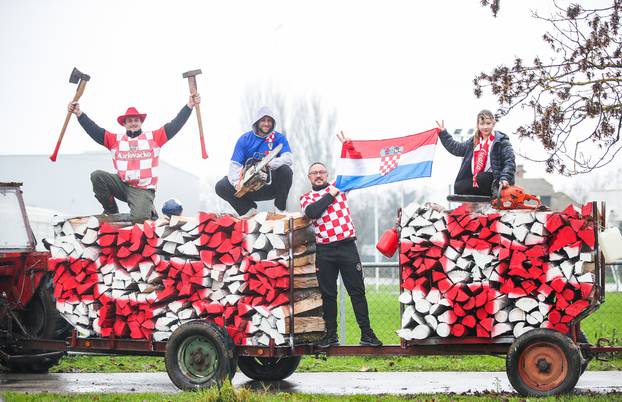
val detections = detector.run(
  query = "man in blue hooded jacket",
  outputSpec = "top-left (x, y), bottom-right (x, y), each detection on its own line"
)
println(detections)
top-left (215, 107), bottom-right (293, 217)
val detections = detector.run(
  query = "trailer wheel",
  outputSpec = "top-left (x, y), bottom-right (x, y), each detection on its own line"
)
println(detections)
top-left (212, 323), bottom-right (237, 380)
top-left (506, 328), bottom-right (582, 396)
top-left (165, 320), bottom-right (234, 391)
top-left (237, 356), bottom-right (301, 381)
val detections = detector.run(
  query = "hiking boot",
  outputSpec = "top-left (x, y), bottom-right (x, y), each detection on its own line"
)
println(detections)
top-left (360, 329), bottom-right (382, 347)
top-left (316, 332), bottom-right (339, 348)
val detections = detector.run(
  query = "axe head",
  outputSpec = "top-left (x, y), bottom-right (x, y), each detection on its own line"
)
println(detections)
top-left (69, 67), bottom-right (90, 84)
top-left (182, 69), bottom-right (202, 79)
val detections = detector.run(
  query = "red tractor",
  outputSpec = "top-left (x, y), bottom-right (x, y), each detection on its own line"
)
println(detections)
top-left (0, 182), bottom-right (70, 372)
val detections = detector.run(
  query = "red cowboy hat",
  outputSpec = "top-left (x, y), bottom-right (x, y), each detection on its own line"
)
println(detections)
top-left (117, 107), bottom-right (147, 126)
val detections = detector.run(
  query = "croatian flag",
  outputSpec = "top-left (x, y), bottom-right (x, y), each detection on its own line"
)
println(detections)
top-left (335, 128), bottom-right (439, 191)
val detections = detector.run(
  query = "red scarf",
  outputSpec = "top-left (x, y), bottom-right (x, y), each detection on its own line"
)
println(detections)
top-left (472, 133), bottom-right (494, 187)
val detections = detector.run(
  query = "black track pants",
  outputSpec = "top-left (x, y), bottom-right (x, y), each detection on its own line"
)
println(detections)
top-left (316, 240), bottom-right (371, 333)
top-left (215, 165), bottom-right (293, 215)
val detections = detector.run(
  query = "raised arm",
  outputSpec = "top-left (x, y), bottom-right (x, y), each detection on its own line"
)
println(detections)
top-left (68, 101), bottom-right (105, 146)
top-left (163, 94), bottom-right (200, 140)
top-left (436, 120), bottom-right (470, 157)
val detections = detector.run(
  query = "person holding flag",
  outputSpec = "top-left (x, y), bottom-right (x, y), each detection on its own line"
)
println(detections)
top-left (304, 127), bottom-right (442, 347)
top-left (333, 128), bottom-right (439, 191)
top-left (300, 149), bottom-right (383, 348)
top-left (436, 110), bottom-right (515, 196)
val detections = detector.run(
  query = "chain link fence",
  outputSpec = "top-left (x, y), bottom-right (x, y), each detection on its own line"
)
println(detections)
top-left (335, 262), bottom-right (622, 345)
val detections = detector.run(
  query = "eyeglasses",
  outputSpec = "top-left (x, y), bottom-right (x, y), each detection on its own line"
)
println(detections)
top-left (308, 170), bottom-right (327, 176)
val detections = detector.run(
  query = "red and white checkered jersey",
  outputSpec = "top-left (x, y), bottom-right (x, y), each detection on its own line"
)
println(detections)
top-left (104, 128), bottom-right (168, 190)
top-left (300, 187), bottom-right (356, 244)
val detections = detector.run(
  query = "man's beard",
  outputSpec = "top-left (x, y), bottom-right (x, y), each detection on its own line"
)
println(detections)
top-left (259, 125), bottom-right (273, 135)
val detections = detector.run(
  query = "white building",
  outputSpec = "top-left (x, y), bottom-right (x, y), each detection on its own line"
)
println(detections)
top-left (0, 152), bottom-right (201, 217)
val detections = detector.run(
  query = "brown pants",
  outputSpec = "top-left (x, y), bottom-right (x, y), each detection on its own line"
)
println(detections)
top-left (90, 170), bottom-right (156, 223)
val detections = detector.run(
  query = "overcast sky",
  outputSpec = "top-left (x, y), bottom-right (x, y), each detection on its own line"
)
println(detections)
top-left (1, 0), bottom-right (614, 203)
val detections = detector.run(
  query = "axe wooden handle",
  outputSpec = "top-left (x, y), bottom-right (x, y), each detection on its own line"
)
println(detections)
top-left (195, 103), bottom-right (208, 159)
top-left (50, 80), bottom-right (87, 162)
top-left (186, 76), bottom-right (208, 159)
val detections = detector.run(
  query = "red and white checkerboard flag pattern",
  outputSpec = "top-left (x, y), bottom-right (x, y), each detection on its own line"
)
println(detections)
top-left (379, 146), bottom-right (403, 176)
top-left (264, 132), bottom-right (275, 153)
top-left (110, 131), bottom-right (161, 190)
top-left (300, 188), bottom-right (356, 244)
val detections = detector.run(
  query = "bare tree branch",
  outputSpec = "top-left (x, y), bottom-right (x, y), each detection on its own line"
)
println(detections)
top-left (476, 0), bottom-right (622, 175)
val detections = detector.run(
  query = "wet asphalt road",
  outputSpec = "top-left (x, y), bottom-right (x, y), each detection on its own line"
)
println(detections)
top-left (1, 371), bottom-right (621, 395)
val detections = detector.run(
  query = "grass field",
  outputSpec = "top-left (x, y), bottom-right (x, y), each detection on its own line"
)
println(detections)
top-left (47, 289), bottom-right (622, 374)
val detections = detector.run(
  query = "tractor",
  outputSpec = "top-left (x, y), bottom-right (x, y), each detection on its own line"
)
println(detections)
top-left (0, 182), bottom-right (70, 372)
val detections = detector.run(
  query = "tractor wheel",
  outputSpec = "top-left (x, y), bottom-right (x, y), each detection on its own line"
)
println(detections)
top-left (506, 328), bottom-right (582, 396)
top-left (5, 276), bottom-right (70, 373)
top-left (165, 320), bottom-right (234, 391)
top-left (237, 356), bottom-right (301, 381)
top-left (16, 275), bottom-right (71, 340)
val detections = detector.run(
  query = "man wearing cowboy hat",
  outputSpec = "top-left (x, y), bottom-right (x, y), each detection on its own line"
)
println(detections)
top-left (215, 106), bottom-right (293, 217)
top-left (68, 94), bottom-right (200, 223)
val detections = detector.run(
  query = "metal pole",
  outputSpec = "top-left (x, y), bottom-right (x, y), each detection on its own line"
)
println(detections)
top-left (338, 274), bottom-right (346, 344)
top-left (374, 197), bottom-right (379, 291)
top-left (288, 217), bottom-right (295, 351)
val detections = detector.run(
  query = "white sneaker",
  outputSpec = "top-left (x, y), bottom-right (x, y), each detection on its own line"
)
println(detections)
top-left (275, 208), bottom-right (287, 215)
top-left (239, 208), bottom-right (258, 219)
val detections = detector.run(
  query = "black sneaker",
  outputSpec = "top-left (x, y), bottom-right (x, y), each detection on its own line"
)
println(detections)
top-left (360, 330), bottom-right (382, 347)
top-left (317, 332), bottom-right (339, 348)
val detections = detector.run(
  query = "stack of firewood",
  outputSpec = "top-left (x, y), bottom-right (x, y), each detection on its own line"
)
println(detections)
top-left (45, 211), bottom-right (323, 345)
top-left (238, 213), bottom-right (323, 346)
top-left (397, 202), bottom-right (596, 341)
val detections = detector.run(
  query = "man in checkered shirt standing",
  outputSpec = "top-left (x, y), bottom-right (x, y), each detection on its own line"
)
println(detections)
top-left (300, 161), bottom-right (382, 348)
top-left (67, 94), bottom-right (200, 223)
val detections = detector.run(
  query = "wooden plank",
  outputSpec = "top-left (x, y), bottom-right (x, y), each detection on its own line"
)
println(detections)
top-left (293, 274), bottom-right (319, 288)
top-left (293, 254), bottom-right (316, 267)
top-left (266, 227), bottom-right (315, 250)
top-left (293, 264), bottom-right (317, 276)
top-left (271, 215), bottom-right (311, 234)
top-left (280, 291), bottom-right (323, 315)
top-left (283, 316), bottom-right (325, 334)
top-left (267, 244), bottom-right (315, 261)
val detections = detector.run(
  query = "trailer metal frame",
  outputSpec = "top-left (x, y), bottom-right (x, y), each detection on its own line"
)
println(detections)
top-left (5, 202), bottom-right (622, 395)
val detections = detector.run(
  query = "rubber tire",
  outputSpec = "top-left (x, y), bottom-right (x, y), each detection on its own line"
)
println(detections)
top-left (15, 275), bottom-right (71, 340)
top-left (165, 320), bottom-right (234, 391)
top-left (237, 356), bottom-right (301, 381)
top-left (506, 328), bottom-right (582, 396)
top-left (211, 322), bottom-right (237, 380)
top-left (577, 329), bottom-right (593, 375)
top-left (6, 276), bottom-right (70, 373)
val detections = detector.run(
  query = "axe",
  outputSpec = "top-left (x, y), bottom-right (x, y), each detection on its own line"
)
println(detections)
top-left (182, 69), bottom-right (208, 159)
top-left (50, 67), bottom-right (90, 162)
